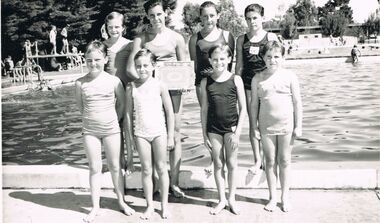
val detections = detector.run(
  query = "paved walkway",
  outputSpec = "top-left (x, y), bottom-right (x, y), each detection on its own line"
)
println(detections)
top-left (3, 189), bottom-right (380, 223)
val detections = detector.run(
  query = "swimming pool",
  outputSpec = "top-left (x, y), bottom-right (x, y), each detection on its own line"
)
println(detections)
top-left (2, 58), bottom-right (380, 166)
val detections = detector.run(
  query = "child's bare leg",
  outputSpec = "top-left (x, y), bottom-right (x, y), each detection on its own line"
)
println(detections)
top-left (224, 133), bottom-right (240, 215)
top-left (208, 133), bottom-right (227, 215)
top-left (152, 136), bottom-right (170, 219)
top-left (169, 96), bottom-right (184, 198)
top-left (103, 134), bottom-right (135, 216)
top-left (250, 137), bottom-right (262, 173)
top-left (245, 90), bottom-right (262, 174)
top-left (261, 135), bottom-right (278, 212)
top-left (196, 86), bottom-right (213, 174)
top-left (277, 133), bottom-right (293, 212)
top-left (83, 135), bottom-right (102, 222)
top-left (135, 137), bottom-right (154, 219)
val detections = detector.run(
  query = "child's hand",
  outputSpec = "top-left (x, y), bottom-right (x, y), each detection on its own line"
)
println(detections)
top-left (126, 161), bottom-right (135, 176)
top-left (167, 136), bottom-right (174, 151)
top-left (252, 127), bottom-right (261, 140)
top-left (203, 136), bottom-right (212, 154)
top-left (203, 68), bottom-right (214, 77)
top-left (293, 127), bottom-right (302, 138)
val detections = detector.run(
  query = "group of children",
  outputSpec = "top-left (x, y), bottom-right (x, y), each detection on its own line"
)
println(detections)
top-left (75, 1), bottom-right (303, 222)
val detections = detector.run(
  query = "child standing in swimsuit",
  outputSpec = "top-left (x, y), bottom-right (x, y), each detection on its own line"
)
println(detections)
top-left (125, 48), bottom-right (174, 220)
top-left (103, 11), bottom-right (134, 175)
top-left (200, 44), bottom-right (247, 215)
top-left (235, 4), bottom-right (278, 174)
top-left (75, 40), bottom-right (135, 223)
top-left (250, 41), bottom-right (302, 212)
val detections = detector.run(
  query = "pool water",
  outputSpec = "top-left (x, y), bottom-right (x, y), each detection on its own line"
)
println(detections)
top-left (2, 59), bottom-right (380, 166)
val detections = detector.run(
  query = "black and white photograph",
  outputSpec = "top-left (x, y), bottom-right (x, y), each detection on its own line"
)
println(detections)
top-left (1, 0), bottom-right (380, 222)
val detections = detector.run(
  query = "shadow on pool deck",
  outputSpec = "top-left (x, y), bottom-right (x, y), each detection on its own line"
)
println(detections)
top-left (3, 188), bottom-right (380, 223)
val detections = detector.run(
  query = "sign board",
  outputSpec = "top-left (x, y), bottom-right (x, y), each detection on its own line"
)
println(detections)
top-left (155, 61), bottom-right (195, 90)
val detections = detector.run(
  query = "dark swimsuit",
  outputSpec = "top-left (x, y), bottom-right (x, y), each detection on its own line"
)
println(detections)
top-left (194, 31), bottom-right (233, 86)
top-left (241, 33), bottom-right (269, 90)
top-left (206, 75), bottom-right (238, 135)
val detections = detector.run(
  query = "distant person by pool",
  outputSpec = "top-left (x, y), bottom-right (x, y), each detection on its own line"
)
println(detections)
top-left (351, 45), bottom-right (361, 63)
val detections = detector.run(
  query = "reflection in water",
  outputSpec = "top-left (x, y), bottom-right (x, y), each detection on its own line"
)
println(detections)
top-left (2, 60), bottom-right (380, 166)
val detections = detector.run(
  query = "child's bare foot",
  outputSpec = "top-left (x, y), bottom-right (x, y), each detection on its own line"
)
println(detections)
top-left (228, 200), bottom-right (241, 215)
top-left (248, 162), bottom-right (262, 175)
top-left (161, 206), bottom-right (171, 219)
top-left (281, 201), bottom-right (292, 212)
top-left (140, 206), bottom-right (154, 220)
top-left (119, 202), bottom-right (135, 216)
top-left (264, 200), bottom-right (277, 212)
top-left (83, 207), bottom-right (99, 223)
top-left (170, 185), bottom-right (185, 198)
top-left (209, 200), bottom-right (227, 215)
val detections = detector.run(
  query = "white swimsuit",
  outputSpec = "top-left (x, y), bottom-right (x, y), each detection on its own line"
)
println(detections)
top-left (257, 69), bottom-right (295, 135)
top-left (132, 77), bottom-right (166, 141)
top-left (81, 72), bottom-right (121, 137)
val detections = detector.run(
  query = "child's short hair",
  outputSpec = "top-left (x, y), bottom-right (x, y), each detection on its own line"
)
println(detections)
top-left (244, 4), bottom-right (264, 17)
top-left (104, 11), bottom-right (126, 35)
top-left (199, 1), bottom-right (219, 15)
top-left (262, 41), bottom-right (286, 57)
top-left (134, 48), bottom-right (157, 64)
top-left (85, 40), bottom-right (107, 57)
top-left (208, 44), bottom-right (232, 58)
top-left (143, 0), bottom-right (165, 13)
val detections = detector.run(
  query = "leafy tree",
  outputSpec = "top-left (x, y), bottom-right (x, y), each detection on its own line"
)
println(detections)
top-left (1, 0), bottom-right (95, 60)
top-left (182, 2), bottom-right (201, 35)
top-left (280, 12), bottom-right (298, 39)
top-left (289, 0), bottom-right (319, 28)
top-left (320, 11), bottom-right (349, 37)
top-left (362, 12), bottom-right (380, 37)
top-left (318, 0), bottom-right (353, 37)
top-left (217, 0), bottom-right (246, 37)
top-left (318, 0), bottom-right (353, 24)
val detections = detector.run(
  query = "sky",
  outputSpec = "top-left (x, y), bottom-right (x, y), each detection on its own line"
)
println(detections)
top-left (172, 0), bottom-right (379, 28)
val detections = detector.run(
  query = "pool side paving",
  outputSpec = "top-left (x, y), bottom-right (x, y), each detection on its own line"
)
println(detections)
top-left (3, 188), bottom-right (380, 223)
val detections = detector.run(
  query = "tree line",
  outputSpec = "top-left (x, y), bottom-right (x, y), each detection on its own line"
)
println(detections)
top-left (2, 0), bottom-right (379, 61)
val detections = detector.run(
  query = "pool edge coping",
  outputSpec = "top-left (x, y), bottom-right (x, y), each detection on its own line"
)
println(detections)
top-left (2, 165), bottom-right (379, 190)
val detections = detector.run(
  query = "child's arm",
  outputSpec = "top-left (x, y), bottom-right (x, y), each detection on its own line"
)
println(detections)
top-left (188, 33), bottom-right (198, 75)
top-left (200, 78), bottom-right (212, 152)
top-left (234, 35), bottom-right (244, 76)
top-left (74, 79), bottom-right (83, 114)
top-left (227, 32), bottom-right (236, 72)
top-left (250, 76), bottom-right (261, 140)
top-left (290, 72), bottom-right (303, 137)
top-left (160, 82), bottom-right (175, 150)
top-left (231, 75), bottom-right (247, 149)
top-left (114, 80), bottom-right (126, 123)
top-left (175, 32), bottom-right (186, 61)
top-left (124, 84), bottom-right (135, 172)
top-left (126, 36), bottom-right (143, 80)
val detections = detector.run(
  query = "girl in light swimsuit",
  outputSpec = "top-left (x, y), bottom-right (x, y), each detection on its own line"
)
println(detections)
top-left (75, 40), bottom-right (135, 223)
top-left (200, 44), bottom-right (247, 215)
top-left (125, 48), bottom-right (174, 220)
top-left (251, 41), bottom-right (302, 212)
top-left (127, 0), bottom-right (187, 198)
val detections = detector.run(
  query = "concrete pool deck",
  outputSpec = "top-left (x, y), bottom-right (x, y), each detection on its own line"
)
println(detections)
top-left (3, 188), bottom-right (380, 223)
